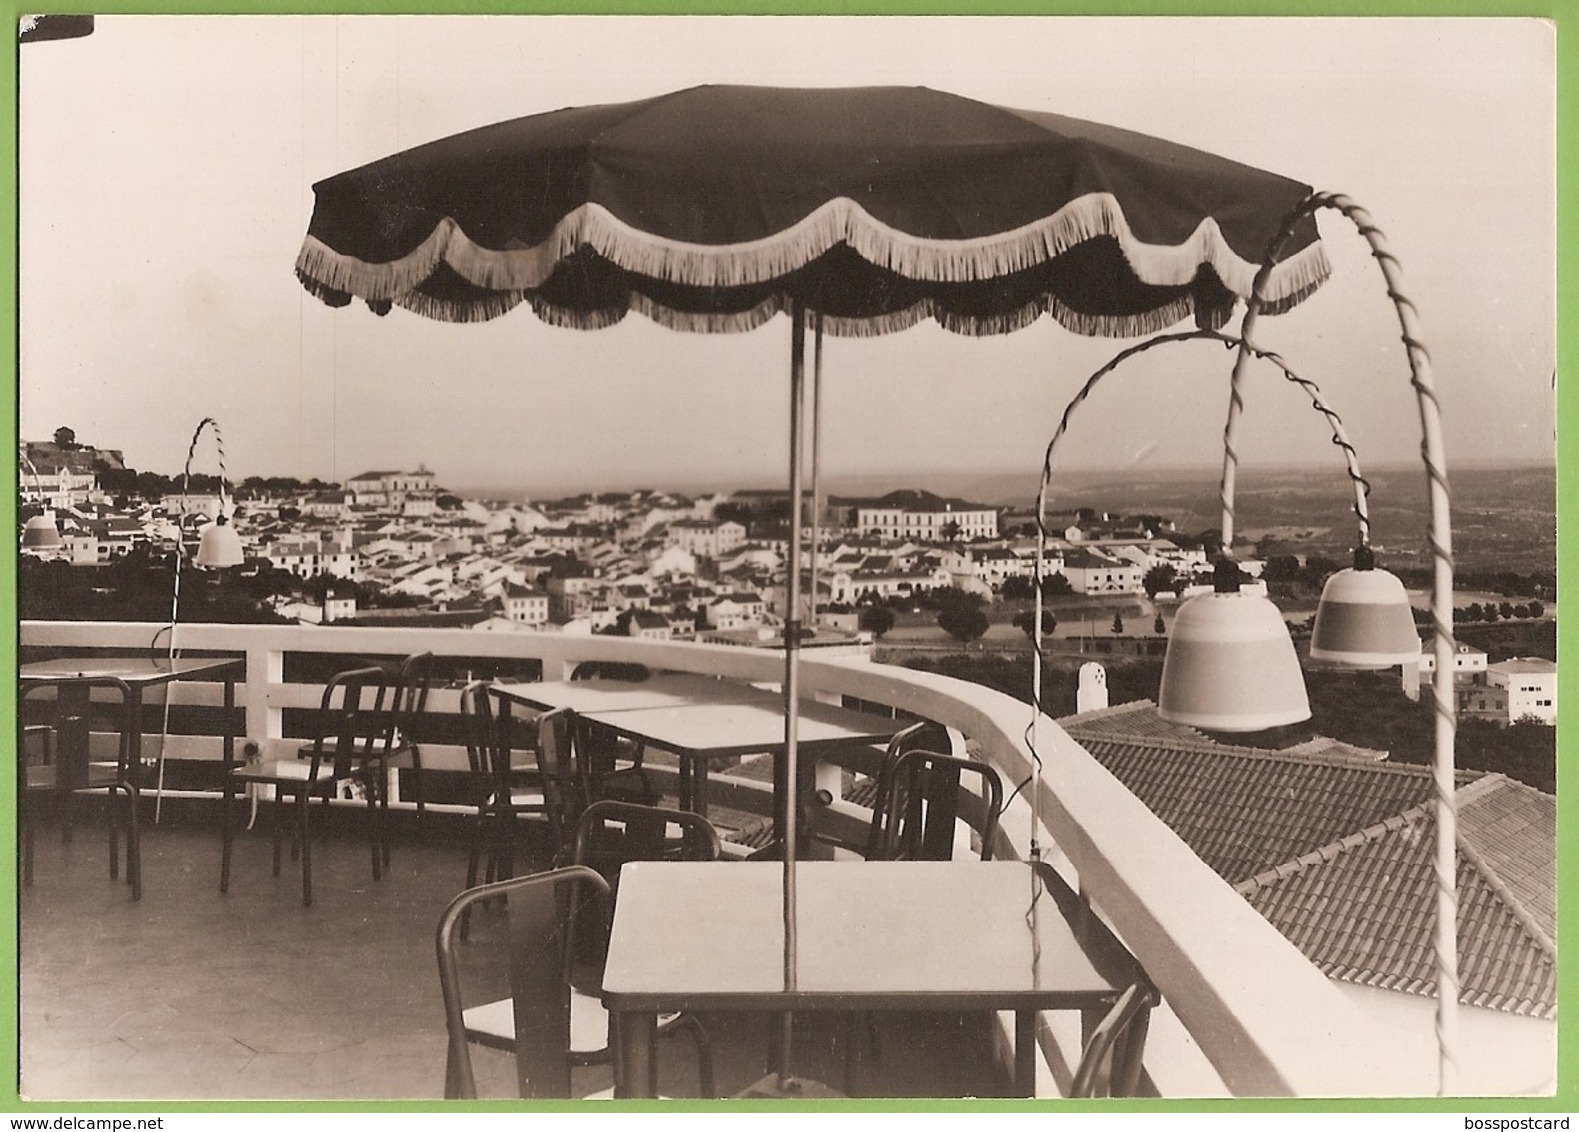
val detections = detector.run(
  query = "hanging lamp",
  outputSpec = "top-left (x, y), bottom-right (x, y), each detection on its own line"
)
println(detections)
top-left (18, 451), bottom-right (63, 549)
top-left (1158, 558), bottom-right (1311, 731)
top-left (21, 512), bottom-right (64, 549)
top-left (196, 513), bottom-right (244, 568)
top-left (1309, 544), bottom-right (1421, 668)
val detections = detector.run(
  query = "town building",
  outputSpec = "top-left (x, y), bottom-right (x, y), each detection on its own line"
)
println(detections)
top-left (850, 489), bottom-right (998, 542)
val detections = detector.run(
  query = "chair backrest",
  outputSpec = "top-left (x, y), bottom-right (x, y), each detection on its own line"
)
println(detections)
top-left (392, 650), bottom-right (435, 743)
top-left (863, 720), bottom-right (953, 859)
top-left (572, 799), bottom-right (722, 871)
top-left (305, 665), bottom-right (395, 781)
top-left (435, 864), bottom-right (610, 1099)
top-left (458, 681), bottom-right (498, 793)
top-left (876, 749), bottom-right (1003, 862)
top-left (1030, 861), bottom-right (1157, 1098)
top-left (1069, 983), bottom-right (1155, 1098)
top-left (569, 801), bottom-right (721, 967)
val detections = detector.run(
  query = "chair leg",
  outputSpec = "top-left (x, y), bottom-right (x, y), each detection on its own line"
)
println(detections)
top-left (444, 1037), bottom-right (468, 1099)
top-left (272, 796), bottom-right (285, 876)
top-left (107, 789), bottom-right (121, 881)
top-left (299, 791), bottom-right (314, 907)
top-left (365, 776), bottom-right (383, 882)
top-left (410, 748), bottom-right (425, 831)
top-left (123, 783), bottom-right (142, 901)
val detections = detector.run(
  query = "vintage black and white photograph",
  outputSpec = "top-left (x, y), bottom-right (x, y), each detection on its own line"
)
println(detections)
top-left (12, 13), bottom-right (1558, 1107)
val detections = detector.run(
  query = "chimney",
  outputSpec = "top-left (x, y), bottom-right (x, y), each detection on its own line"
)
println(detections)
top-left (1077, 662), bottom-right (1109, 713)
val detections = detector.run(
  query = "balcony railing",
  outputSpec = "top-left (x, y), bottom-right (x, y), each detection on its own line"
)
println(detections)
top-left (18, 618), bottom-right (1423, 1098)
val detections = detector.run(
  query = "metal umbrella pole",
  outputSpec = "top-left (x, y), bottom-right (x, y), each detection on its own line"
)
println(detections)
top-left (777, 303), bottom-right (807, 1086)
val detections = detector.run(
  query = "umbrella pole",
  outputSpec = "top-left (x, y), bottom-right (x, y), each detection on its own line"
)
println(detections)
top-left (778, 302), bottom-right (807, 1085)
top-left (808, 315), bottom-right (824, 627)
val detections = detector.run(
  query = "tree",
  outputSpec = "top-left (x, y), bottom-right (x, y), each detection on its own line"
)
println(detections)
top-left (937, 604), bottom-right (990, 644)
top-left (1040, 572), bottom-right (1073, 597)
top-left (1141, 563), bottom-right (1177, 598)
top-left (53, 426), bottom-right (77, 449)
top-left (939, 519), bottom-right (961, 543)
top-left (1262, 555), bottom-right (1303, 584)
top-left (999, 575), bottom-right (1036, 601)
top-left (1012, 609), bottom-right (1056, 640)
top-left (858, 604), bottom-right (896, 638)
top-left (1111, 612), bottom-right (1125, 635)
top-left (1154, 614), bottom-right (1166, 635)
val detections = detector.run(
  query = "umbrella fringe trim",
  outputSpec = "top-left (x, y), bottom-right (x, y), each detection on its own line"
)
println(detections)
top-left (297, 194), bottom-right (1330, 311)
top-left (514, 291), bottom-right (1198, 339)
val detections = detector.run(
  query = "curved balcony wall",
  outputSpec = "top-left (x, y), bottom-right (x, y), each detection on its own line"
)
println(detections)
top-left (19, 620), bottom-right (1430, 1097)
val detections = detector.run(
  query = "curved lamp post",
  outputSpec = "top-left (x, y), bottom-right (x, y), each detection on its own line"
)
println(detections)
top-left (154, 417), bottom-right (244, 821)
top-left (1219, 194), bottom-right (1458, 1094)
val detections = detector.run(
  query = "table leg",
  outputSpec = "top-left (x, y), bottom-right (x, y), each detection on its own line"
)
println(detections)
top-left (614, 1011), bottom-right (658, 1099)
top-left (124, 687), bottom-right (144, 900)
top-left (220, 764), bottom-right (234, 894)
top-left (689, 759), bottom-right (710, 818)
top-left (1014, 1009), bottom-right (1037, 1097)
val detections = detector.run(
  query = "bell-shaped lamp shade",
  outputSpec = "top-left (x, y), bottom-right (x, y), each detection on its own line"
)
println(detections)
top-left (196, 516), bottom-right (244, 568)
top-left (1309, 557), bottom-right (1420, 669)
top-left (21, 511), bottom-right (63, 549)
top-left (1159, 589), bottom-right (1311, 731)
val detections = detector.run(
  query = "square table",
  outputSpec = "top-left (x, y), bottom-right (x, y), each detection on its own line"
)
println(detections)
top-left (601, 860), bottom-right (1146, 1097)
top-left (17, 655), bottom-right (244, 899)
top-left (491, 673), bottom-right (773, 716)
top-left (576, 695), bottom-right (905, 827)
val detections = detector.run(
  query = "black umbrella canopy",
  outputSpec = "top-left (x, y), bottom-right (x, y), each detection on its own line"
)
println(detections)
top-left (296, 84), bottom-right (1328, 335)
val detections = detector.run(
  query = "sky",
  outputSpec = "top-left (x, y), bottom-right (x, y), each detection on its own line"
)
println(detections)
top-left (16, 15), bottom-right (1557, 498)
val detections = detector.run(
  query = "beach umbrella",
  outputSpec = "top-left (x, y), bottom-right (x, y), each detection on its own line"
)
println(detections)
top-left (295, 83), bottom-right (1328, 1091)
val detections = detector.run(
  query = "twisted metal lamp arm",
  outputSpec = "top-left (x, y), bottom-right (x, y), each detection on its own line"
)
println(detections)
top-left (19, 448), bottom-right (49, 504)
top-left (1223, 192), bottom-right (1458, 1094)
top-left (156, 417), bottom-right (235, 821)
top-left (1025, 329), bottom-right (1375, 859)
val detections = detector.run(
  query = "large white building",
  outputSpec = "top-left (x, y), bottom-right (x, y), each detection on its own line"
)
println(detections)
top-left (853, 490), bottom-right (998, 543)
top-left (1485, 657), bottom-right (1557, 725)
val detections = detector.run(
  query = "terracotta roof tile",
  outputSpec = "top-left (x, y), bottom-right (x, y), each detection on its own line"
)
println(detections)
top-left (1067, 717), bottom-right (1480, 885)
top-left (1236, 792), bottom-right (1556, 1019)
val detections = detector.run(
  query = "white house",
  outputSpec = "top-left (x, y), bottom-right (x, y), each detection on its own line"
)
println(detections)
top-left (707, 592), bottom-right (766, 630)
top-left (501, 582), bottom-right (550, 626)
top-left (1060, 549), bottom-right (1143, 595)
top-left (1485, 657), bottom-right (1557, 725)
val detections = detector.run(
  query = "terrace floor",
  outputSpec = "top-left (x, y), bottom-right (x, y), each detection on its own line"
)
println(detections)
top-left (14, 798), bottom-right (1011, 1104)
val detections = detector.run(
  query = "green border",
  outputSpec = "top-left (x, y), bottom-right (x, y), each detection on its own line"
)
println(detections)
top-left (3, 0), bottom-right (1572, 1118)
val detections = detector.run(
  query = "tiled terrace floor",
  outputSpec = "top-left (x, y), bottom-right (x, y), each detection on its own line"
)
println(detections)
top-left (15, 802), bottom-right (1009, 1103)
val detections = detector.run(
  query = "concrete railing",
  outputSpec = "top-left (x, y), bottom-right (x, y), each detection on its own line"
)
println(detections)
top-left (18, 619), bottom-right (1413, 1098)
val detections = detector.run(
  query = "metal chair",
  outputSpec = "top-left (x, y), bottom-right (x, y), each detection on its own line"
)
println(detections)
top-left (367, 650), bottom-right (435, 849)
top-left (458, 686), bottom-right (576, 937)
top-left (567, 661), bottom-right (661, 807)
top-left (440, 803), bottom-right (720, 1099)
top-left (860, 720), bottom-right (953, 859)
top-left (876, 749), bottom-right (1004, 862)
top-left (221, 665), bottom-right (394, 907)
top-left (17, 678), bottom-right (145, 897)
top-left (436, 865), bottom-right (610, 1099)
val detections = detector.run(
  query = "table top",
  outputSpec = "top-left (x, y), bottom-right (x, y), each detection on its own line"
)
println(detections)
top-left (18, 655), bottom-right (243, 687)
top-left (602, 860), bottom-right (1128, 1013)
top-left (490, 673), bottom-right (776, 715)
top-left (580, 696), bottom-right (905, 759)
